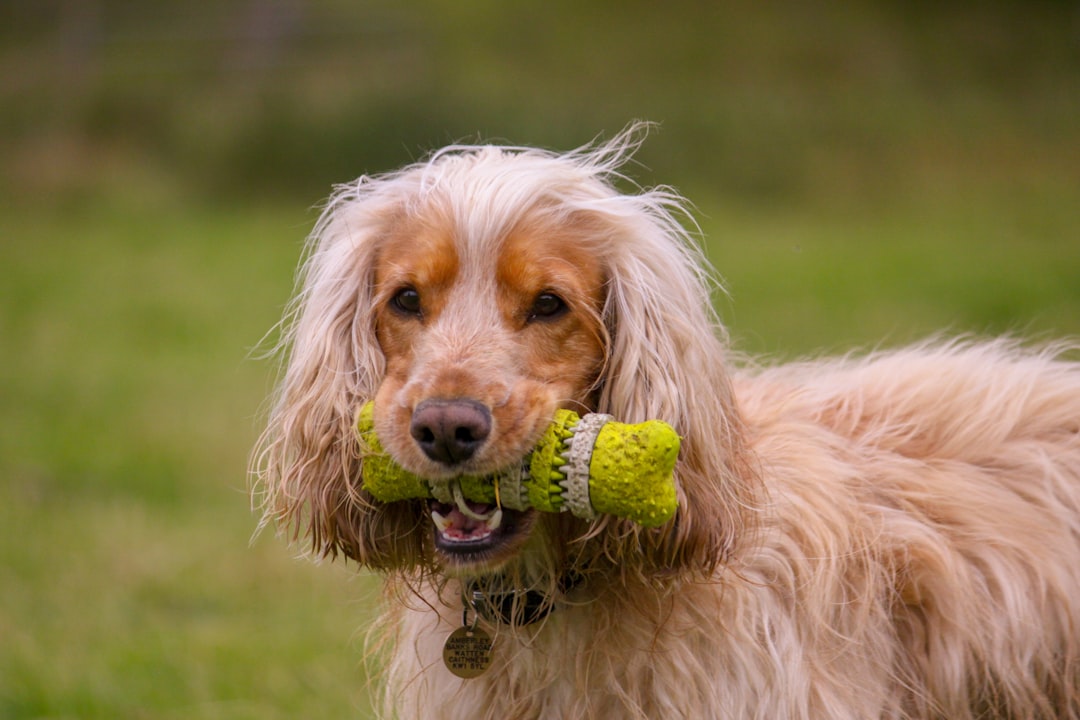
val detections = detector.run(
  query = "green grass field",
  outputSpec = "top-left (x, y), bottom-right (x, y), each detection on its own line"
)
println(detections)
top-left (2, 183), bottom-right (1077, 719)
top-left (0, 200), bottom-right (382, 719)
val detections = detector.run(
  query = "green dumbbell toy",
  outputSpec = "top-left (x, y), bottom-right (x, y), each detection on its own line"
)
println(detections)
top-left (355, 402), bottom-right (679, 527)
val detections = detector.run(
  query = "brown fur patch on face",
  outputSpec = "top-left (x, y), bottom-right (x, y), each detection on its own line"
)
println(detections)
top-left (373, 219), bottom-right (460, 370)
top-left (495, 220), bottom-right (608, 403)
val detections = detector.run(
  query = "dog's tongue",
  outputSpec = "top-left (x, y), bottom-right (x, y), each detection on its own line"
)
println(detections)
top-left (458, 497), bottom-right (496, 519)
top-left (446, 506), bottom-right (485, 532)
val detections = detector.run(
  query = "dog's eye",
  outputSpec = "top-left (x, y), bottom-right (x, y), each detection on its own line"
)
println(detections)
top-left (391, 287), bottom-right (422, 317)
top-left (528, 292), bottom-right (567, 322)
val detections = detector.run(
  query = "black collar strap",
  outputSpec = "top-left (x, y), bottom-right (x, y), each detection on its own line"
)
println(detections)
top-left (466, 572), bottom-right (582, 626)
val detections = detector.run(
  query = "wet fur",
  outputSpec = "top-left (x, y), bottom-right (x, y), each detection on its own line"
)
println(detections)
top-left (253, 126), bottom-right (1080, 718)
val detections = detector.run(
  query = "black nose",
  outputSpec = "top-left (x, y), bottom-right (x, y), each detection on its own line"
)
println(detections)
top-left (409, 399), bottom-right (492, 465)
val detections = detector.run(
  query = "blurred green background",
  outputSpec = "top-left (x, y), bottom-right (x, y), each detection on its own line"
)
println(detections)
top-left (1, 2), bottom-right (1077, 718)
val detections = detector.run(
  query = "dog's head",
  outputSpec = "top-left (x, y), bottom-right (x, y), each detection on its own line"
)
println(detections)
top-left (253, 126), bottom-right (757, 588)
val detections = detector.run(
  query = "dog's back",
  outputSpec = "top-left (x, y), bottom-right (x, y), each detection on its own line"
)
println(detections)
top-left (732, 340), bottom-right (1080, 717)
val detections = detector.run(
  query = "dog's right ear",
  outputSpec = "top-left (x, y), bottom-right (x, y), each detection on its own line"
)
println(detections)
top-left (590, 237), bottom-right (761, 579)
top-left (556, 158), bottom-right (763, 579)
top-left (251, 179), bottom-right (428, 570)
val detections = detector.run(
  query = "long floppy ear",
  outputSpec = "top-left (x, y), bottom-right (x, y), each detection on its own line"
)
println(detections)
top-left (251, 178), bottom-right (428, 571)
top-left (582, 186), bottom-right (761, 578)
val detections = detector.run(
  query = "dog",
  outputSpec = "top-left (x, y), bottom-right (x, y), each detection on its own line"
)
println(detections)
top-left (253, 125), bottom-right (1080, 719)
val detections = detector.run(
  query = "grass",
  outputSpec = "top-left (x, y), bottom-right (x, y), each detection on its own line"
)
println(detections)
top-left (708, 190), bottom-right (1080, 357)
top-left (0, 199), bottom-right (380, 719)
top-left (1, 179), bottom-right (1076, 719)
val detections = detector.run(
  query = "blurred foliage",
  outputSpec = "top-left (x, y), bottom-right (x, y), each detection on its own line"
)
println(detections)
top-left (2, 0), bottom-right (1078, 206)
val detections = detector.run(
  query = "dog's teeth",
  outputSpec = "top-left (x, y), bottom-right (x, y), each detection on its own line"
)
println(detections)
top-left (454, 493), bottom-right (496, 521)
top-left (431, 510), bottom-right (451, 533)
top-left (484, 508), bottom-right (503, 531)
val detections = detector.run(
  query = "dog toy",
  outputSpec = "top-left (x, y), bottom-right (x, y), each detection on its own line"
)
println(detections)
top-left (355, 402), bottom-right (680, 527)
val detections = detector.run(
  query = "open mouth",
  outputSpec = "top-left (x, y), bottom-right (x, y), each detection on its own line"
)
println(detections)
top-left (430, 498), bottom-right (504, 544)
top-left (429, 488), bottom-right (531, 563)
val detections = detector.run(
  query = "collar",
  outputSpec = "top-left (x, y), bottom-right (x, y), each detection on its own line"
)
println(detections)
top-left (465, 572), bottom-right (583, 626)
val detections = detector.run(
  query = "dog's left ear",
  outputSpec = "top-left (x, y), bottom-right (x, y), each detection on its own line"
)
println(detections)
top-left (584, 203), bottom-right (761, 578)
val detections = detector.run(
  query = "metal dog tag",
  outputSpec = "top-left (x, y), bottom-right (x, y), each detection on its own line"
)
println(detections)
top-left (442, 625), bottom-right (493, 679)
